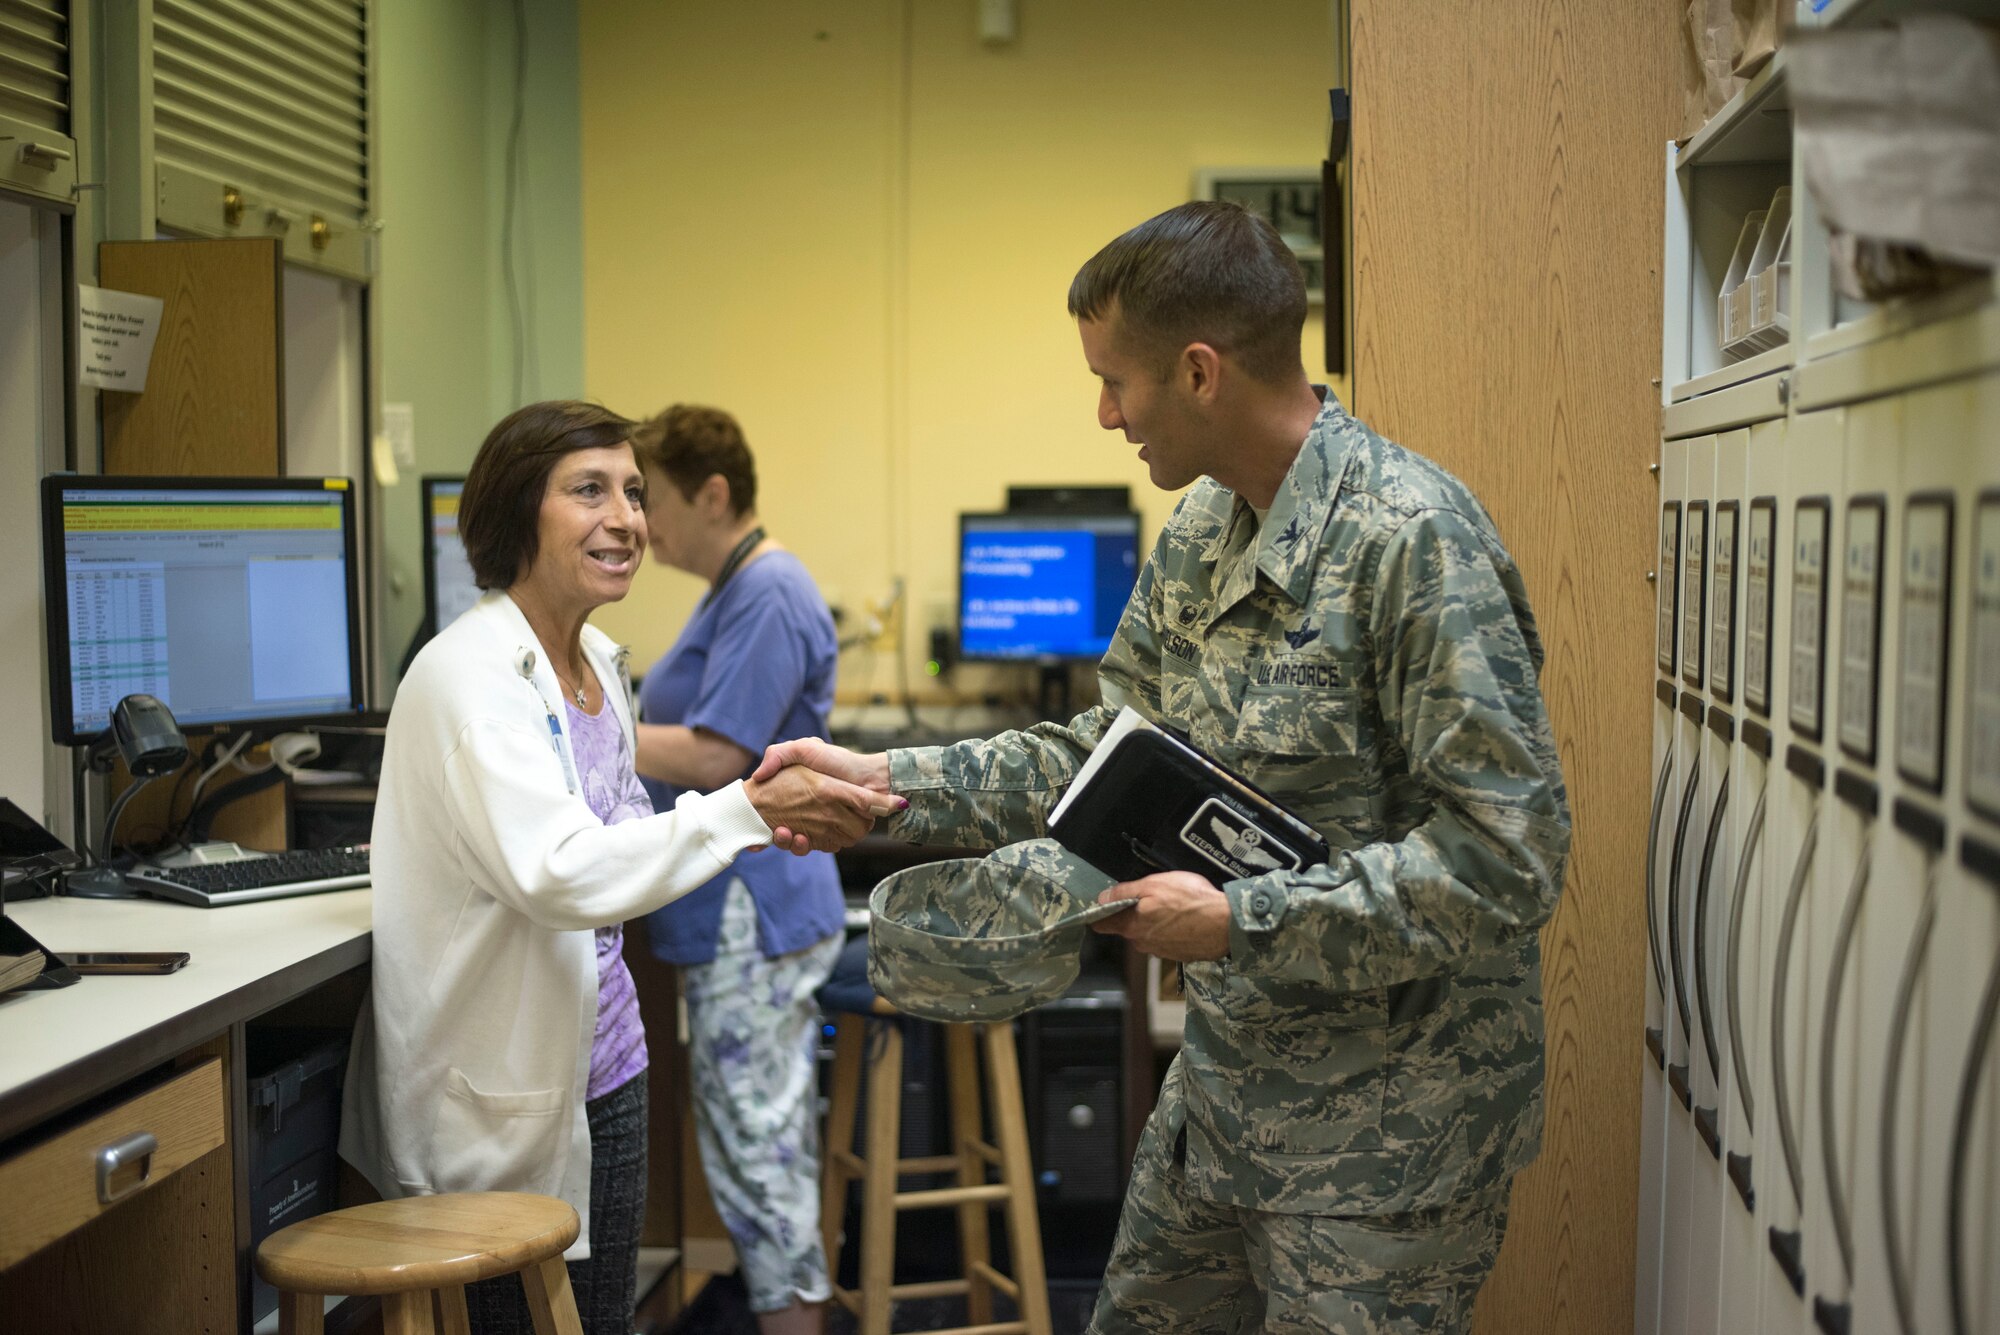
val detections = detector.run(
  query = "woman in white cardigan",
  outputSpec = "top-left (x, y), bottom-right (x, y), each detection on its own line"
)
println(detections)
top-left (339, 401), bottom-right (897, 1335)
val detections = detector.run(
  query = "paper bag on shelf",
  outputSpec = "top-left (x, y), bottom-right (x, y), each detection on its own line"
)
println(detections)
top-left (1732, 0), bottom-right (1787, 79)
top-left (1682, 0), bottom-right (1746, 142)
top-left (1791, 16), bottom-right (2000, 274)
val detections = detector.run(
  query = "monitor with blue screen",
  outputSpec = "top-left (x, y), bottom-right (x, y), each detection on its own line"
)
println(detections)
top-left (422, 476), bottom-right (481, 635)
top-left (41, 475), bottom-right (365, 745)
top-left (957, 511), bottom-right (1142, 662)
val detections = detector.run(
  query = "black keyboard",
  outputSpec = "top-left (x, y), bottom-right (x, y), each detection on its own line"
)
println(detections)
top-left (119, 845), bottom-right (371, 907)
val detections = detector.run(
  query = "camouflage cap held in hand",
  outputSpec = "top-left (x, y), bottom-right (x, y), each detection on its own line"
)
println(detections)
top-left (867, 838), bottom-right (1135, 1023)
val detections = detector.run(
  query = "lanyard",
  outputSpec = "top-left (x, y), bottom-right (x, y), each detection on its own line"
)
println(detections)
top-left (516, 646), bottom-right (581, 794)
top-left (701, 527), bottom-right (766, 610)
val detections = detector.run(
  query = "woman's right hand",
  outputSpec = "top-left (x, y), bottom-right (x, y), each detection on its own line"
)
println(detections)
top-left (743, 764), bottom-right (904, 854)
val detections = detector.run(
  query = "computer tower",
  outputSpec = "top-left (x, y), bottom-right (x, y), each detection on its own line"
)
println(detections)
top-left (1018, 955), bottom-right (1127, 1280)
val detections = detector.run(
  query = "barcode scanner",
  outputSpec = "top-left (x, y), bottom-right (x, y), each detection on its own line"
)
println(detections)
top-left (111, 694), bottom-right (189, 778)
top-left (68, 694), bottom-right (191, 899)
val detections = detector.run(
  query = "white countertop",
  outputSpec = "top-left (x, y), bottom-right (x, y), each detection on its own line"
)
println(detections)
top-left (0, 890), bottom-right (372, 1120)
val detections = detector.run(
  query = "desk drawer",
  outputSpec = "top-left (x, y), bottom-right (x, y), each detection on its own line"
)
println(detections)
top-left (0, 1058), bottom-right (226, 1269)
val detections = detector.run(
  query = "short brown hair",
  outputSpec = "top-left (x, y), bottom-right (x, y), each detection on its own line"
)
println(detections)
top-left (630, 405), bottom-right (758, 518)
top-left (1067, 200), bottom-right (1306, 384)
top-left (459, 400), bottom-right (636, 589)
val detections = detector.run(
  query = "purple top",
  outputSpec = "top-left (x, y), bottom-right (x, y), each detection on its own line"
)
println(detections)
top-left (565, 693), bottom-right (651, 1101)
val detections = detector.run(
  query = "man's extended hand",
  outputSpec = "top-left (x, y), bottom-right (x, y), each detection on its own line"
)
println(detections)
top-left (1089, 871), bottom-right (1232, 962)
top-left (743, 763), bottom-right (903, 855)
top-left (752, 738), bottom-right (896, 849)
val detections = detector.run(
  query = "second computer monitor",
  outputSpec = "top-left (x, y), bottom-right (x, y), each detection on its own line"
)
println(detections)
top-left (957, 511), bottom-right (1141, 662)
top-left (421, 476), bottom-right (481, 635)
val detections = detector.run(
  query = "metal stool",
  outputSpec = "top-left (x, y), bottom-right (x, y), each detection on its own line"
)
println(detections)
top-left (821, 997), bottom-right (1054, 1335)
top-left (254, 1191), bottom-right (584, 1334)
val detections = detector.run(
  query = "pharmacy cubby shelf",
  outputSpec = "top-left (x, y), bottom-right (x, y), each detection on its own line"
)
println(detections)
top-left (1792, 277), bottom-right (2000, 411)
top-left (1642, 16), bottom-right (2000, 1335)
top-left (1664, 19), bottom-right (1997, 406)
top-left (1664, 53), bottom-right (1794, 398)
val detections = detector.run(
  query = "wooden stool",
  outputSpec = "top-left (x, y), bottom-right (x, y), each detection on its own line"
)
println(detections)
top-left (254, 1191), bottom-right (584, 1334)
top-left (821, 998), bottom-right (1054, 1335)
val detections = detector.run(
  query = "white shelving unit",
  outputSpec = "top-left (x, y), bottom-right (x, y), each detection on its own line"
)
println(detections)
top-left (1662, 7), bottom-right (2000, 409)
top-left (1641, 7), bottom-right (2000, 1335)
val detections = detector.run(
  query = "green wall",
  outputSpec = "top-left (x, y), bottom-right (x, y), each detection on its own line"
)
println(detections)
top-left (374, 0), bottom-right (585, 691)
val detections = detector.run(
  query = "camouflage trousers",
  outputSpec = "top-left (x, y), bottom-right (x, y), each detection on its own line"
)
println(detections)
top-left (682, 880), bottom-right (843, 1313)
top-left (1089, 1087), bottom-right (1511, 1334)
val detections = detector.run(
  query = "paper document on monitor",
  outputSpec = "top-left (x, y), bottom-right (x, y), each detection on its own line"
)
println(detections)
top-left (1047, 706), bottom-right (1330, 886)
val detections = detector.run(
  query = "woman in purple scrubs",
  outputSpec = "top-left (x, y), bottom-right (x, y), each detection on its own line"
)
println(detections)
top-left (630, 405), bottom-right (845, 1335)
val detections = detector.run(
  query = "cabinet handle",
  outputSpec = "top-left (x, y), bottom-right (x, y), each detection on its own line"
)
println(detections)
top-left (1726, 782), bottom-right (1770, 1135)
top-left (1770, 803), bottom-right (1820, 1217)
top-left (95, 1130), bottom-right (159, 1204)
top-left (1878, 852), bottom-right (1940, 1335)
top-left (1693, 771), bottom-right (1733, 1090)
top-left (19, 140), bottom-right (72, 168)
top-left (1667, 758), bottom-right (1705, 1088)
top-left (1643, 747), bottom-right (1675, 1063)
top-left (1816, 828), bottom-right (1874, 1288)
top-left (1948, 931), bottom-right (2000, 1335)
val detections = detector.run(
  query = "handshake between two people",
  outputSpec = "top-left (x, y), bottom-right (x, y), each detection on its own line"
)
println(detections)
top-left (739, 737), bottom-right (1235, 964)
top-left (742, 737), bottom-right (898, 855)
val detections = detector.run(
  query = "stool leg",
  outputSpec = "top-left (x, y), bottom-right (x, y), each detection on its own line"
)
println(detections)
top-left (434, 1286), bottom-right (472, 1335)
top-left (821, 1013), bottom-right (865, 1280)
top-left (946, 1023), bottom-right (995, 1326)
top-left (278, 1291), bottom-right (325, 1335)
top-left (860, 1020), bottom-right (904, 1335)
top-left (521, 1255), bottom-right (586, 1335)
top-left (379, 1290), bottom-right (434, 1335)
top-left (985, 1022), bottom-right (1054, 1335)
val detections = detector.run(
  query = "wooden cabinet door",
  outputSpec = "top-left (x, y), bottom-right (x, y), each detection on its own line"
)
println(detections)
top-left (1349, 5), bottom-right (1679, 1332)
top-left (98, 237), bottom-right (284, 478)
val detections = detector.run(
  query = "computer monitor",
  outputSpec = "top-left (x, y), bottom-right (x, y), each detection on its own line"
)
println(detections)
top-left (42, 475), bottom-right (366, 745)
top-left (421, 476), bottom-right (480, 635)
top-left (957, 511), bottom-right (1142, 662)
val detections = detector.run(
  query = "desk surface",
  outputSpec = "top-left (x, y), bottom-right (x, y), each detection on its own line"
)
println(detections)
top-left (0, 890), bottom-right (372, 1141)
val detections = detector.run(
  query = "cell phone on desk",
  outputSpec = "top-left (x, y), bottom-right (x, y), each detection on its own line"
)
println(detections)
top-left (55, 951), bottom-right (190, 975)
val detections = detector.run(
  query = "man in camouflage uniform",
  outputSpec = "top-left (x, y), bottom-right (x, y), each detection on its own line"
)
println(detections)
top-left (759, 201), bottom-right (1570, 1333)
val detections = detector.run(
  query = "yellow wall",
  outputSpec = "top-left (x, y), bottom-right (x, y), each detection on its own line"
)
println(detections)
top-left (581, 0), bottom-right (1339, 696)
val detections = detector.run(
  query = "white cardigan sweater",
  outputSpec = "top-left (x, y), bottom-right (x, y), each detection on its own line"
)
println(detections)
top-left (339, 592), bottom-right (771, 1256)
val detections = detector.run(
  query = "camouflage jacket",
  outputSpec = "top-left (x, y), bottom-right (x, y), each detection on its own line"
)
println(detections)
top-left (887, 393), bottom-right (1571, 1216)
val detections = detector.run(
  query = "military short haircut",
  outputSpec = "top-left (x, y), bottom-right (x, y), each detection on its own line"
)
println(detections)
top-left (630, 404), bottom-right (759, 518)
top-left (459, 400), bottom-right (635, 590)
top-left (1067, 200), bottom-right (1307, 385)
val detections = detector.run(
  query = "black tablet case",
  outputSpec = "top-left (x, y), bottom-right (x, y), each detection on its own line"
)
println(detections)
top-left (1048, 724), bottom-right (1329, 886)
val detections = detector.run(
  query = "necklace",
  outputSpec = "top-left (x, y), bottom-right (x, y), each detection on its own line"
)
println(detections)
top-left (702, 527), bottom-right (767, 609)
top-left (555, 660), bottom-right (589, 709)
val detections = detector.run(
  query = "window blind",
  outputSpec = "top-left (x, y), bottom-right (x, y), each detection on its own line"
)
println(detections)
top-left (0, 0), bottom-right (67, 135)
top-left (152, 0), bottom-right (369, 232)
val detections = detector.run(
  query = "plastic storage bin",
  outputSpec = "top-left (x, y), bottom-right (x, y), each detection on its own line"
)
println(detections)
top-left (245, 1028), bottom-right (347, 1322)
